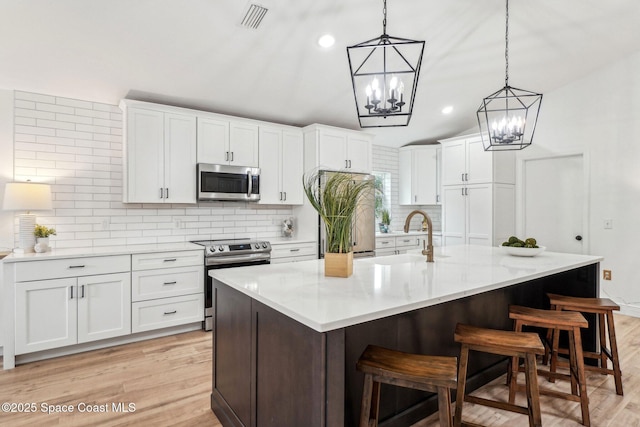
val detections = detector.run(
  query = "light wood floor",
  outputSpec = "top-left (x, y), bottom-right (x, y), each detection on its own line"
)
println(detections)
top-left (0, 314), bottom-right (638, 426)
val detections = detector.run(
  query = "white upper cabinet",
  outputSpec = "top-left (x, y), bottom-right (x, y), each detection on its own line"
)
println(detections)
top-left (303, 124), bottom-right (373, 173)
top-left (440, 133), bottom-right (515, 186)
top-left (399, 145), bottom-right (440, 205)
top-left (258, 125), bottom-right (304, 205)
top-left (197, 115), bottom-right (259, 167)
top-left (121, 101), bottom-right (197, 204)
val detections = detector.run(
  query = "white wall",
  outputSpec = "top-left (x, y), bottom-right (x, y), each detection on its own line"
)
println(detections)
top-left (517, 49), bottom-right (640, 316)
top-left (10, 91), bottom-right (296, 249)
top-left (0, 90), bottom-right (14, 250)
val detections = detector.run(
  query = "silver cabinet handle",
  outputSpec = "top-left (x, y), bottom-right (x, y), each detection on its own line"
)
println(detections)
top-left (414, 195), bottom-right (417, 203)
top-left (348, 160), bottom-right (352, 168)
top-left (283, 192), bottom-right (286, 201)
top-left (225, 151), bottom-right (229, 161)
top-left (290, 248), bottom-right (300, 252)
top-left (380, 241), bottom-right (390, 244)
top-left (401, 239), bottom-right (411, 243)
top-left (69, 265), bottom-right (85, 269)
top-left (465, 173), bottom-right (468, 181)
top-left (461, 188), bottom-right (464, 196)
top-left (163, 310), bottom-right (177, 315)
top-left (230, 152), bottom-right (234, 162)
top-left (436, 195), bottom-right (440, 203)
top-left (163, 281), bottom-right (177, 285)
top-left (163, 258), bottom-right (177, 262)
top-left (81, 285), bottom-right (85, 298)
top-left (70, 286), bottom-right (74, 299)
top-left (165, 188), bottom-right (169, 199)
top-left (461, 173), bottom-right (464, 182)
top-left (465, 188), bottom-right (469, 195)
top-left (279, 192), bottom-right (283, 201)
top-left (345, 160), bottom-right (349, 168)
top-left (160, 188), bottom-right (164, 199)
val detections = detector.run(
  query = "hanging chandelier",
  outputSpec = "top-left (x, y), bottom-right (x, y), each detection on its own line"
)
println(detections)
top-left (477, 0), bottom-right (542, 151)
top-left (346, 0), bottom-right (425, 128)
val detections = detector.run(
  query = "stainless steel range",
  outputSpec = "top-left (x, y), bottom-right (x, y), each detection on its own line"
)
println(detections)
top-left (191, 238), bottom-right (271, 330)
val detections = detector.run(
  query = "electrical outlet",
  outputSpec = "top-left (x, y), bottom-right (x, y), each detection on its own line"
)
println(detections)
top-left (603, 270), bottom-right (612, 280)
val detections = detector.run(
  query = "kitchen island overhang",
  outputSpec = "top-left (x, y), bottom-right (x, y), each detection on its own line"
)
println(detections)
top-left (210, 245), bottom-right (602, 427)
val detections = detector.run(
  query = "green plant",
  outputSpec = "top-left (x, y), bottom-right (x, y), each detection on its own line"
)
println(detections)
top-left (303, 170), bottom-right (374, 254)
top-left (381, 209), bottom-right (391, 225)
top-left (34, 224), bottom-right (56, 238)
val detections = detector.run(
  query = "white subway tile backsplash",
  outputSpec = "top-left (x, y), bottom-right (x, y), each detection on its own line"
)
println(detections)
top-left (15, 91), bottom-right (55, 103)
top-left (57, 97), bottom-right (93, 109)
top-left (37, 103), bottom-right (75, 114)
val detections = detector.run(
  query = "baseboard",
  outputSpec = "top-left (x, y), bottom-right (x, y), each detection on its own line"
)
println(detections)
top-left (12, 323), bottom-right (204, 366)
top-left (619, 304), bottom-right (640, 318)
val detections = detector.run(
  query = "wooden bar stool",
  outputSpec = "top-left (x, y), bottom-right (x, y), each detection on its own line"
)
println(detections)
top-left (546, 293), bottom-right (623, 395)
top-left (356, 345), bottom-right (458, 427)
top-left (509, 305), bottom-right (590, 426)
top-left (454, 323), bottom-right (544, 427)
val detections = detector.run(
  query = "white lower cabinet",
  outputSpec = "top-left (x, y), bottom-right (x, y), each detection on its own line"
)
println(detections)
top-left (15, 272), bottom-right (131, 355)
top-left (375, 234), bottom-right (435, 256)
top-left (131, 250), bottom-right (204, 333)
top-left (270, 240), bottom-right (317, 264)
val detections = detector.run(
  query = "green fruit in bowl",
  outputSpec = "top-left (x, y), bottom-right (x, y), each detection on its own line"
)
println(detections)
top-left (502, 236), bottom-right (540, 248)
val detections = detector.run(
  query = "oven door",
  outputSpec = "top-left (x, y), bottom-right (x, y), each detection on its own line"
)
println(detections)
top-left (204, 258), bottom-right (270, 331)
top-left (198, 163), bottom-right (260, 202)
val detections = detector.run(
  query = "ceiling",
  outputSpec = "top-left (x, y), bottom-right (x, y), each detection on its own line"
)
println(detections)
top-left (2, 0), bottom-right (639, 148)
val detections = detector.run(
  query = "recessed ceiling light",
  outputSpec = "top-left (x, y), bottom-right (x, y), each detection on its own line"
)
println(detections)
top-left (442, 105), bottom-right (454, 115)
top-left (318, 34), bottom-right (335, 48)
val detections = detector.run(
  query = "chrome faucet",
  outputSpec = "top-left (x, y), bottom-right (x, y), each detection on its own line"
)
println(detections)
top-left (404, 210), bottom-right (434, 262)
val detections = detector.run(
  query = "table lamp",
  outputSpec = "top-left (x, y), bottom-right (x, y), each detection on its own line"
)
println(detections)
top-left (2, 182), bottom-right (53, 253)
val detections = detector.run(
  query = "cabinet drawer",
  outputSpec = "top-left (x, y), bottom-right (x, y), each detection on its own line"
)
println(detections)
top-left (375, 237), bottom-right (395, 249)
top-left (271, 242), bottom-right (316, 259)
top-left (131, 250), bottom-right (203, 271)
top-left (132, 265), bottom-right (203, 302)
top-left (15, 255), bottom-right (130, 282)
top-left (132, 294), bottom-right (204, 333)
top-left (395, 236), bottom-right (419, 248)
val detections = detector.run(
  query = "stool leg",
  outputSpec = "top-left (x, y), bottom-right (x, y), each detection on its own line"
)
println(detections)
top-left (598, 313), bottom-right (608, 372)
top-left (549, 326), bottom-right (560, 383)
top-left (543, 303), bottom-right (557, 365)
top-left (437, 386), bottom-right (453, 427)
top-left (359, 373), bottom-right (380, 427)
top-left (454, 344), bottom-right (470, 427)
top-left (568, 329), bottom-right (578, 397)
top-left (509, 319), bottom-right (523, 404)
top-left (606, 311), bottom-right (624, 395)
top-left (570, 326), bottom-right (590, 426)
top-left (524, 352), bottom-right (542, 427)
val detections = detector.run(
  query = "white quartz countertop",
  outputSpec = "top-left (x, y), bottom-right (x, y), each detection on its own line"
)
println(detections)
top-left (2, 242), bottom-right (203, 263)
top-left (210, 245), bottom-right (603, 333)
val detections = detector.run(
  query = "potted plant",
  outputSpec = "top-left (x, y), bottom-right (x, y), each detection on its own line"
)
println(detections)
top-left (34, 224), bottom-right (56, 252)
top-left (379, 208), bottom-right (391, 233)
top-left (303, 170), bottom-right (374, 277)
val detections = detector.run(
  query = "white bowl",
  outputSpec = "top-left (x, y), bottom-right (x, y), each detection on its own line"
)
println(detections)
top-left (499, 245), bottom-right (546, 257)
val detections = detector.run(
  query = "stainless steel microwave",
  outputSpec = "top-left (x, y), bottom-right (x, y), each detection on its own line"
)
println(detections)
top-left (198, 163), bottom-right (260, 202)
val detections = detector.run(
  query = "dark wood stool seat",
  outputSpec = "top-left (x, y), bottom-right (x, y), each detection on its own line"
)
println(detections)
top-left (454, 323), bottom-right (545, 427)
top-left (509, 305), bottom-right (590, 426)
top-left (356, 345), bottom-right (458, 427)
top-left (546, 293), bottom-right (623, 396)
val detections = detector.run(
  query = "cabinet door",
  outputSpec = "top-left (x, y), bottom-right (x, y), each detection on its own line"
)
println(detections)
top-left (414, 147), bottom-right (438, 204)
top-left (466, 136), bottom-right (493, 184)
top-left (197, 116), bottom-right (229, 164)
top-left (281, 130), bottom-right (304, 205)
top-left (125, 107), bottom-right (164, 203)
top-left (77, 273), bottom-right (131, 344)
top-left (442, 139), bottom-right (466, 186)
top-left (347, 134), bottom-right (372, 173)
top-left (398, 149), bottom-right (413, 205)
top-left (466, 184), bottom-right (492, 246)
top-left (229, 121), bottom-right (259, 167)
top-left (258, 127), bottom-right (282, 204)
top-left (442, 186), bottom-right (466, 246)
top-left (15, 278), bottom-right (77, 354)
top-left (435, 147), bottom-right (442, 204)
top-left (318, 130), bottom-right (347, 170)
top-left (164, 112), bottom-right (197, 203)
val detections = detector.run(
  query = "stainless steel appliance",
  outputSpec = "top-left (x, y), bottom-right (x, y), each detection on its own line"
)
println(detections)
top-left (192, 238), bottom-right (271, 331)
top-left (198, 163), bottom-right (260, 202)
top-left (319, 171), bottom-right (376, 258)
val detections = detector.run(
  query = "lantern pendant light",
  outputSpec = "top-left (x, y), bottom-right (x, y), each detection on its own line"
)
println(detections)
top-left (477, 0), bottom-right (542, 151)
top-left (347, 0), bottom-right (425, 128)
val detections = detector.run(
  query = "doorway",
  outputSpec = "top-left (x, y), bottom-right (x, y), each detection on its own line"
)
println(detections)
top-left (518, 152), bottom-right (589, 254)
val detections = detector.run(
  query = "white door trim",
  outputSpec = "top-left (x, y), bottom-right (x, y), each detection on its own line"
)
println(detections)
top-left (516, 149), bottom-right (591, 254)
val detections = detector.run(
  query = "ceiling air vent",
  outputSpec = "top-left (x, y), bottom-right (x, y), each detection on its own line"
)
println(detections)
top-left (239, 3), bottom-right (268, 29)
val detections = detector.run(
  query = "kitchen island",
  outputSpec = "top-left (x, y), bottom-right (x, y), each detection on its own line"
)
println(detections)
top-left (210, 245), bottom-right (602, 427)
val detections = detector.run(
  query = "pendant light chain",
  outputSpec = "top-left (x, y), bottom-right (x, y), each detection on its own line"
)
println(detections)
top-left (382, 0), bottom-right (387, 35)
top-left (505, 0), bottom-right (509, 87)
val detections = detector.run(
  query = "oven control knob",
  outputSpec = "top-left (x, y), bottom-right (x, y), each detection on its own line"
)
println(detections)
top-left (218, 246), bottom-right (224, 252)
top-left (254, 243), bottom-right (260, 249)
top-left (261, 242), bottom-right (268, 248)
top-left (208, 246), bottom-right (216, 253)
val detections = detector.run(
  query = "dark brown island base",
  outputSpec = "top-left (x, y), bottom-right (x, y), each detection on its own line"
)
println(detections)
top-left (209, 246), bottom-right (601, 426)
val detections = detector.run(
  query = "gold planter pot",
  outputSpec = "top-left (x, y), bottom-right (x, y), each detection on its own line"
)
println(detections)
top-left (324, 252), bottom-right (353, 278)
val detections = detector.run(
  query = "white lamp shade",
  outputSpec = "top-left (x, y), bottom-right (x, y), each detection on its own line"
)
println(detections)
top-left (3, 182), bottom-right (52, 211)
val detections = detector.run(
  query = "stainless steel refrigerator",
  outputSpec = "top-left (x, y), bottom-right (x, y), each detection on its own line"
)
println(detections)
top-left (318, 171), bottom-right (376, 258)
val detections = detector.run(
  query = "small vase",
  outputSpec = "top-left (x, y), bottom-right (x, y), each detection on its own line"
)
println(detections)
top-left (324, 252), bottom-right (353, 278)
top-left (34, 237), bottom-right (50, 253)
